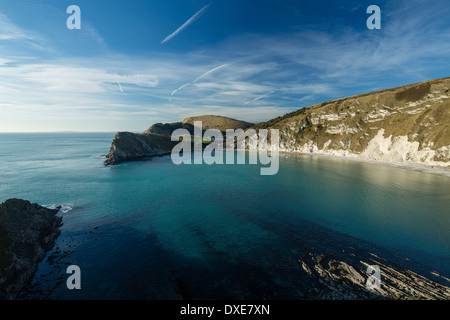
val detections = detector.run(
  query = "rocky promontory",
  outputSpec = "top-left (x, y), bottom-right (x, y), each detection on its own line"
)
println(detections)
top-left (104, 116), bottom-right (251, 166)
top-left (104, 131), bottom-right (179, 166)
top-left (0, 199), bottom-right (62, 300)
top-left (104, 122), bottom-right (197, 166)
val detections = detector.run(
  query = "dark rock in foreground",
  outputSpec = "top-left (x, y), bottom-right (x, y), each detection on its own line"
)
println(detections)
top-left (0, 199), bottom-right (62, 300)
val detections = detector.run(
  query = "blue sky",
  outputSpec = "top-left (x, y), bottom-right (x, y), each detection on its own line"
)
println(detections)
top-left (0, 0), bottom-right (449, 132)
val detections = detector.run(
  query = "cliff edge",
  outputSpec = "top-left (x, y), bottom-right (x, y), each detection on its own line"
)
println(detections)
top-left (104, 131), bottom-right (179, 166)
top-left (254, 77), bottom-right (450, 167)
top-left (104, 116), bottom-right (250, 166)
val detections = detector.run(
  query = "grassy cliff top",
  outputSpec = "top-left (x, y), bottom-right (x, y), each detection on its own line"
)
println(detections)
top-left (182, 115), bottom-right (254, 132)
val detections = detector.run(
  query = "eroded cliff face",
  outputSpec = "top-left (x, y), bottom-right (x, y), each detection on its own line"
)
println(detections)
top-left (104, 116), bottom-right (251, 166)
top-left (104, 131), bottom-right (178, 166)
top-left (0, 199), bottom-right (62, 299)
top-left (253, 77), bottom-right (450, 167)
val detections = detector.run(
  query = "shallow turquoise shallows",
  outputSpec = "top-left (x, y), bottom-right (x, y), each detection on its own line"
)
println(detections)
top-left (0, 132), bottom-right (449, 299)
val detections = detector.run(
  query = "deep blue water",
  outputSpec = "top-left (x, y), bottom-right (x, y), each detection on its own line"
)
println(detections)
top-left (0, 132), bottom-right (449, 299)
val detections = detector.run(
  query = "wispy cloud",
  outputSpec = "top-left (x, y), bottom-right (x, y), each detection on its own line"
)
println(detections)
top-left (0, 13), bottom-right (34, 41)
top-left (0, 12), bottom-right (46, 53)
top-left (0, 58), bottom-right (12, 66)
top-left (0, 64), bottom-right (159, 93)
top-left (161, 3), bottom-right (211, 44)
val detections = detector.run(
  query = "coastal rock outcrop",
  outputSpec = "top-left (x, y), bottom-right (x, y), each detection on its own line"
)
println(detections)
top-left (104, 122), bottom-right (198, 166)
top-left (0, 199), bottom-right (62, 299)
top-left (298, 250), bottom-right (450, 299)
top-left (104, 116), bottom-right (252, 166)
top-left (104, 131), bottom-right (179, 166)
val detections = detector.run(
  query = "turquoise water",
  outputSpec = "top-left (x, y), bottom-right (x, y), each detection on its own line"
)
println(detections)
top-left (0, 133), bottom-right (449, 299)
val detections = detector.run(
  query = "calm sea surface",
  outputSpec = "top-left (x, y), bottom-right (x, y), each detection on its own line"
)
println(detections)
top-left (0, 132), bottom-right (448, 299)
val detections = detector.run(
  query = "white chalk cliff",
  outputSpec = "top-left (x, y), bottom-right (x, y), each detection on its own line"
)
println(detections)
top-left (251, 77), bottom-right (450, 167)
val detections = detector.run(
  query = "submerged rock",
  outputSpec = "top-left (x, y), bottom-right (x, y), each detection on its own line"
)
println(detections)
top-left (0, 199), bottom-right (62, 300)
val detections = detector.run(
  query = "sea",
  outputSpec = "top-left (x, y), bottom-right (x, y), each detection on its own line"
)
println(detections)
top-left (0, 132), bottom-right (448, 299)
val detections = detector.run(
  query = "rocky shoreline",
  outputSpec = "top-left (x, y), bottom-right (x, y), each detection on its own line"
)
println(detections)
top-left (274, 216), bottom-right (450, 300)
top-left (297, 248), bottom-right (450, 299)
top-left (0, 199), bottom-right (62, 300)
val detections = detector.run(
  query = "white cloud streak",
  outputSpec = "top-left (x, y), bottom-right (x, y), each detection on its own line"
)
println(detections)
top-left (170, 82), bottom-right (190, 96)
top-left (243, 93), bottom-right (270, 105)
top-left (0, 64), bottom-right (159, 93)
top-left (116, 81), bottom-right (124, 93)
top-left (171, 63), bottom-right (228, 96)
top-left (161, 3), bottom-right (211, 44)
top-left (0, 13), bottom-right (34, 41)
top-left (193, 63), bottom-right (228, 82)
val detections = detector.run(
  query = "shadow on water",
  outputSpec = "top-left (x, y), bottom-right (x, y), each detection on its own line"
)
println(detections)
top-left (19, 200), bottom-right (450, 300)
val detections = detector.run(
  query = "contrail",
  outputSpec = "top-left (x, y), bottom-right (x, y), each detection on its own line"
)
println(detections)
top-left (244, 91), bottom-right (274, 105)
top-left (161, 3), bottom-right (211, 44)
top-left (194, 64), bottom-right (228, 82)
top-left (171, 83), bottom-right (190, 96)
top-left (171, 63), bottom-right (228, 96)
top-left (244, 94), bottom-right (266, 105)
top-left (116, 80), bottom-right (124, 93)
